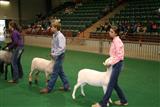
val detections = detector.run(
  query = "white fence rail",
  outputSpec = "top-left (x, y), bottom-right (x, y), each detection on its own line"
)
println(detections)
top-left (24, 35), bottom-right (160, 61)
top-left (66, 37), bottom-right (160, 61)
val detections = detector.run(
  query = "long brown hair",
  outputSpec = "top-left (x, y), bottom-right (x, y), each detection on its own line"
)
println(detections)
top-left (9, 21), bottom-right (21, 32)
top-left (110, 25), bottom-right (120, 36)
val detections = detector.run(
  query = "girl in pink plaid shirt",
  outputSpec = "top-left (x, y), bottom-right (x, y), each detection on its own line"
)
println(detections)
top-left (92, 26), bottom-right (128, 107)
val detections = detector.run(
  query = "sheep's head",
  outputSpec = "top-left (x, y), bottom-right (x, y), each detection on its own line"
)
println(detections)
top-left (103, 57), bottom-right (113, 72)
top-left (103, 57), bottom-right (113, 66)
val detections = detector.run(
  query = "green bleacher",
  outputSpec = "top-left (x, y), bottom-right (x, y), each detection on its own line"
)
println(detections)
top-left (52, 0), bottom-right (118, 37)
top-left (109, 0), bottom-right (160, 33)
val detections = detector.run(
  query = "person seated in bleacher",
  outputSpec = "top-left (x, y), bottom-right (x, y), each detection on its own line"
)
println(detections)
top-left (151, 22), bottom-right (158, 32)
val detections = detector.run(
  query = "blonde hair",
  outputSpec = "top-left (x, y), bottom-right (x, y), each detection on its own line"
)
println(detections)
top-left (51, 19), bottom-right (61, 30)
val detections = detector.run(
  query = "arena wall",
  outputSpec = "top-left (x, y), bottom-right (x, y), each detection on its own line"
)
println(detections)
top-left (24, 35), bottom-right (160, 61)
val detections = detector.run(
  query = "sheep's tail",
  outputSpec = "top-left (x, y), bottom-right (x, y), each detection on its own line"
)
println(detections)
top-left (29, 71), bottom-right (33, 82)
top-left (77, 70), bottom-right (81, 83)
top-left (29, 59), bottom-right (35, 82)
top-left (28, 67), bottom-right (34, 85)
top-left (77, 69), bottom-right (85, 83)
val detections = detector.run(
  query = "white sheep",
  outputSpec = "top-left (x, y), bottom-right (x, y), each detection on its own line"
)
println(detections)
top-left (0, 50), bottom-right (12, 64)
top-left (72, 57), bottom-right (113, 106)
top-left (28, 57), bottom-right (54, 85)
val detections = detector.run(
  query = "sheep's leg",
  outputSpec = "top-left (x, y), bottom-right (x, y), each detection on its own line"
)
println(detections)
top-left (72, 82), bottom-right (81, 100)
top-left (102, 86), bottom-right (107, 94)
top-left (4, 63), bottom-right (8, 80)
top-left (45, 73), bottom-right (50, 86)
top-left (81, 83), bottom-right (86, 97)
top-left (34, 71), bottom-right (39, 84)
top-left (109, 98), bottom-right (113, 104)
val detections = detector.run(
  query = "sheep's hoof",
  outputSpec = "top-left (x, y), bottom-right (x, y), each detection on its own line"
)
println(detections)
top-left (107, 103), bottom-right (110, 107)
top-left (109, 99), bottom-right (113, 104)
top-left (46, 80), bottom-right (49, 83)
top-left (82, 93), bottom-right (85, 96)
top-left (72, 96), bottom-right (75, 100)
top-left (29, 81), bottom-right (32, 85)
top-left (34, 80), bottom-right (38, 85)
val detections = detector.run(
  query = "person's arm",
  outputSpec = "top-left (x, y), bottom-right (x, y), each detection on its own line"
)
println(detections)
top-left (8, 32), bottom-right (19, 50)
top-left (51, 35), bottom-right (66, 57)
top-left (108, 39), bottom-right (124, 65)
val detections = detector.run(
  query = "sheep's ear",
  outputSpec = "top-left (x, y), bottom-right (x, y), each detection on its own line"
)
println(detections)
top-left (103, 62), bottom-right (106, 66)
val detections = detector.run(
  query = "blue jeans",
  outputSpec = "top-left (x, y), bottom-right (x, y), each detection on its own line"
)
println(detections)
top-left (11, 46), bottom-right (24, 81)
top-left (99, 60), bottom-right (127, 107)
top-left (47, 53), bottom-right (70, 91)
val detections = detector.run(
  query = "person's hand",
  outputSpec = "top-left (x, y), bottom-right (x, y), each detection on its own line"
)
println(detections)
top-left (50, 53), bottom-right (53, 58)
top-left (50, 53), bottom-right (57, 60)
top-left (5, 47), bottom-right (9, 51)
top-left (106, 63), bottom-right (111, 68)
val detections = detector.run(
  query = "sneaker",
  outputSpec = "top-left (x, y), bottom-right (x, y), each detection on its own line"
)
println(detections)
top-left (8, 80), bottom-right (18, 84)
top-left (114, 100), bottom-right (128, 106)
top-left (40, 88), bottom-right (49, 94)
top-left (91, 103), bottom-right (101, 107)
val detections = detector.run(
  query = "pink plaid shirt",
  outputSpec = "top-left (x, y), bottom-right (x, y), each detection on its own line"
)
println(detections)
top-left (108, 36), bottom-right (124, 65)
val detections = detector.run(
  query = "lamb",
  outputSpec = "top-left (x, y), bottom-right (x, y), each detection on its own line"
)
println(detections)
top-left (0, 50), bottom-right (12, 79)
top-left (0, 50), bottom-right (12, 64)
top-left (28, 57), bottom-right (54, 85)
top-left (72, 57), bottom-right (113, 106)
